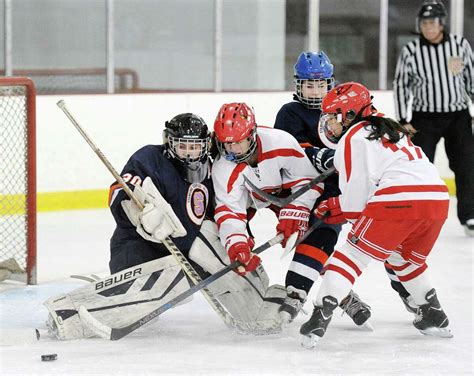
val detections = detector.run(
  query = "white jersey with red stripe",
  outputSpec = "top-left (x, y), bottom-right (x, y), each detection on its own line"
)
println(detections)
top-left (334, 121), bottom-right (449, 220)
top-left (212, 126), bottom-right (323, 250)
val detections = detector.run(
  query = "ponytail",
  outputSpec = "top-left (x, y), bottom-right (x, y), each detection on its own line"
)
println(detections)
top-left (364, 116), bottom-right (410, 143)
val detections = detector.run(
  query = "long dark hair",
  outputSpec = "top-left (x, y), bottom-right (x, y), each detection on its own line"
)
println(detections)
top-left (363, 116), bottom-right (411, 143)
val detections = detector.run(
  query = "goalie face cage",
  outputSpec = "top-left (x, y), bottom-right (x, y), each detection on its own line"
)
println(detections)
top-left (0, 77), bottom-right (37, 284)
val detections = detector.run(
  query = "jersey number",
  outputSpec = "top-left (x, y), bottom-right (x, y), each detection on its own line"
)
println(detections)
top-left (382, 137), bottom-right (423, 161)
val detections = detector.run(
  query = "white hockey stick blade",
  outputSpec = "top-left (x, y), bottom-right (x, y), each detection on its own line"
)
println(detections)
top-left (301, 333), bottom-right (322, 349)
top-left (280, 232), bottom-right (299, 259)
top-left (419, 326), bottom-right (453, 338)
top-left (78, 306), bottom-right (112, 340)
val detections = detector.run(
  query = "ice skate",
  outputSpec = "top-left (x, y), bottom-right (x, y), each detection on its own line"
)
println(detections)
top-left (278, 286), bottom-right (307, 324)
top-left (300, 295), bottom-right (338, 349)
top-left (413, 288), bottom-right (453, 338)
top-left (464, 219), bottom-right (474, 237)
top-left (339, 290), bottom-right (373, 331)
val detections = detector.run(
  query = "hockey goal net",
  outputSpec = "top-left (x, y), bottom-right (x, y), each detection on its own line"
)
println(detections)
top-left (0, 77), bottom-right (37, 284)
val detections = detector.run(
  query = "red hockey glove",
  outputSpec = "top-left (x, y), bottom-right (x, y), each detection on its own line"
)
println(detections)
top-left (314, 196), bottom-right (346, 224)
top-left (227, 241), bottom-right (260, 276)
top-left (276, 205), bottom-right (310, 247)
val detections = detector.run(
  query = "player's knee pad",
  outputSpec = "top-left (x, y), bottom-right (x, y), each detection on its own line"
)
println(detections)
top-left (44, 256), bottom-right (190, 340)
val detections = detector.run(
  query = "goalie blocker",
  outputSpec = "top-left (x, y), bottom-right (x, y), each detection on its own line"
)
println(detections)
top-left (44, 220), bottom-right (285, 340)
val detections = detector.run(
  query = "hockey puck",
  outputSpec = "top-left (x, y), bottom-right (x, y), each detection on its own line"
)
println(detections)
top-left (41, 354), bottom-right (57, 361)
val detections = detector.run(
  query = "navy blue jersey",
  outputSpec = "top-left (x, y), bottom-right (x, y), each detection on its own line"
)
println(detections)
top-left (108, 144), bottom-right (214, 272)
top-left (274, 98), bottom-right (325, 158)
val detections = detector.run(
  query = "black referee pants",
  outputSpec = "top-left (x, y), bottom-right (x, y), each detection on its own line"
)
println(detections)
top-left (411, 109), bottom-right (474, 225)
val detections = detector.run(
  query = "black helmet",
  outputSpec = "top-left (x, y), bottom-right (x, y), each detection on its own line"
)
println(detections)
top-left (418, 1), bottom-right (447, 19)
top-left (416, 1), bottom-right (447, 32)
top-left (163, 113), bottom-right (211, 183)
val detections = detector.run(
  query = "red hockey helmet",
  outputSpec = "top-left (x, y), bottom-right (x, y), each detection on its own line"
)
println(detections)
top-left (318, 82), bottom-right (373, 148)
top-left (214, 102), bottom-right (257, 163)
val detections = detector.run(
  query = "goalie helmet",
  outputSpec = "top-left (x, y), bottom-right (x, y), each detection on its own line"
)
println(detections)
top-left (163, 113), bottom-right (211, 183)
top-left (416, 1), bottom-right (447, 32)
top-left (214, 102), bottom-right (257, 163)
top-left (318, 82), bottom-right (373, 149)
top-left (294, 51), bottom-right (335, 109)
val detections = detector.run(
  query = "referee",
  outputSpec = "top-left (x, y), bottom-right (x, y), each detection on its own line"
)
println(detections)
top-left (393, 0), bottom-right (474, 237)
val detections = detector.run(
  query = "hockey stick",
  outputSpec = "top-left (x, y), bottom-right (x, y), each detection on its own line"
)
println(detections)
top-left (78, 233), bottom-right (284, 340)
top-left (243, 166), bottom-right (336, 208)
top-left (56, 100), bottom-right (242, 331)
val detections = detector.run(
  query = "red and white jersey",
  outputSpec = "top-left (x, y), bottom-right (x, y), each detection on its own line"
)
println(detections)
top-left (212, 126), bottom-right (323, 250)
top-left (334, 121), bottom-right (449, 220)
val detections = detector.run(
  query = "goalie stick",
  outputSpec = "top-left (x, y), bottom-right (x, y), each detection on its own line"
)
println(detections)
top-left (78, 233), bottom-right (284, 340)
top-left (56, 100), bottom-right (248, 332)
top-left (243, 166), bottom-right (335, 208)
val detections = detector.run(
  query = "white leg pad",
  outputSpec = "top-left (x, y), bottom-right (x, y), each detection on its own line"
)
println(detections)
top-left (189, 220), bottom-right (284, 332)
top-left (44, 256), bottom-right (190, 340)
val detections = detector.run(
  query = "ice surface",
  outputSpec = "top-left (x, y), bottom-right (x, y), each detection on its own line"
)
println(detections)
top-left (0, 201), bottom-right (472, 375)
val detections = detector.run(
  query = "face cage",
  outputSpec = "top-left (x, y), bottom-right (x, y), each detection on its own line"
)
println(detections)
top-left (168, 136), bottom-right (209, 163)
top-left (295, 77), bottom-right (335, 109)
top-left (415, 16), bottom-right (445, 33)
top-left (216, 131), bottom-right (257, 164)
top-left (318, 113), bottom-right (343, 149)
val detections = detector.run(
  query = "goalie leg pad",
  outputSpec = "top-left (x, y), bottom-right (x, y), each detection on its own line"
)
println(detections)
top-left (189, 220), bottom-right (285, 332)
top-left (44, 256), bottom-right (190, 340)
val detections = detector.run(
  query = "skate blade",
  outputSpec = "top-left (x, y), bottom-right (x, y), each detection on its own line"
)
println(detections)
top-left (419, 327), bottom-right (453, 338)
top-left (301, 334), bottom-right (321, 349)
top-left (359, 320), bottom-right (374, 331)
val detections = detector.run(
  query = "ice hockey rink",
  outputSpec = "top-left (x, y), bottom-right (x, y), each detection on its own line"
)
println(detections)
top-left (0, 199), bottom-right (472, 375)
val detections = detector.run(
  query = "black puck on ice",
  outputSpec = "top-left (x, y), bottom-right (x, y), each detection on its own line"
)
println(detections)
top-left (41, 354), bottom-right (57, 361)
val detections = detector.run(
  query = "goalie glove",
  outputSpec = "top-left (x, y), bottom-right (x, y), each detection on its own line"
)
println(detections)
top-left (122, 177), bottom-right (187, 243)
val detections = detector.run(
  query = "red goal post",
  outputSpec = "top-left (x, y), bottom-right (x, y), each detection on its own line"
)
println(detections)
top-left (0, 77), bottom-right (37, 284)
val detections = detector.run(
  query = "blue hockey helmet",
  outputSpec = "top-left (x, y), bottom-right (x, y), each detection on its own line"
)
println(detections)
top-left (294, 51), bottom-right (335, 109)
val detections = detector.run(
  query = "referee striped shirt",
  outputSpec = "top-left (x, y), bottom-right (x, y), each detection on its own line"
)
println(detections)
top-left (393, 33), bottom-right (474, 123)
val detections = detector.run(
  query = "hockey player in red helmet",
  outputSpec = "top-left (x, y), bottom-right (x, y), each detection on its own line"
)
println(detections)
top-left (214, 102), bottom-right (258, 164)
top-left (300, 82), bottom-right (452, 349)
top-left (213, 102), bottom-right (321, 284)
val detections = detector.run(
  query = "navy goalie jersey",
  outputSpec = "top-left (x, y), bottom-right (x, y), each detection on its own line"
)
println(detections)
top-left (108, 144), bottom-right (214, 272)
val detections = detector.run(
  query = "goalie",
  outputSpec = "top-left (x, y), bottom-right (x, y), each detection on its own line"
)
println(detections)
top-left (44, 113), bottom-right (285, 340)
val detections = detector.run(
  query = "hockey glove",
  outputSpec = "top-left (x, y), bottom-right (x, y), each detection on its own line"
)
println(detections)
top-left (312, 147), bottom-right (335, 174)
top-left (122, 177), bottom-right (187, 243)
top-left (314, 196), bottom-right (346, 224)
top-left (227, 239), bottom-right (260, 276)
top-left (276, 205), bottom-right (310, 248)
